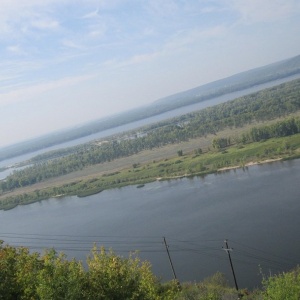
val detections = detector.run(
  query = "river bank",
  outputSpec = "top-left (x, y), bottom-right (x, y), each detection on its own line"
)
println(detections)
top-left (1, 158), bottom-right (300, 288)
top-left (0, 133), bottom-right (299, 211)
top-left (217, 158), bottom-right (283, 172)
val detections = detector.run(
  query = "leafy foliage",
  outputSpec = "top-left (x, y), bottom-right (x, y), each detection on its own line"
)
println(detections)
top-left (1, 55), bottom-right (299, 163)
top-left (241, 117), bottom-right (300, 143)
top-left (1, 132), bottom-right (300, 210)
top-left (0, 242), bottom-right (173, 300)
top-left (1, 241), bottom-right (300, 299)
top-left (212, 138), bottom-right (231, 150)
top-left (2, 79), bottom-right (300, 192)
top-left (175, 272), bottom-right (239, 300)
top-left (262, 266), bottom-right (300, 300)
top-left (0, 241), bottom-right (300, 300)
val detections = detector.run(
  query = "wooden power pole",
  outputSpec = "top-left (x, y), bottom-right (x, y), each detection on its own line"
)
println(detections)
top-left (163, 237), bottom-right (180, 289)
top-left (223, 239), bottom-right (239, 291)
top-left (163, 237), bottom-right (178, 280)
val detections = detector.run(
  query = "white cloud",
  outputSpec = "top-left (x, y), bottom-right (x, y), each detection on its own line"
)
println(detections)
top-left (0, 1), bottom-right (63, 42)
top-left (6, 45), bottom-right (25, 55)
top-left (147, 0), bottom-right (179, 16)
top-left (82, 8), bottom-right (100, 19)
top-left (98, 23), bottom-right (227, 73)
top-left (61, 39), bottom-right (85, 50)
top-left (0, 60), bottom-right (42, 80)
top-left (0, 1), bottom-right (59, 25)
top-left (86, 21), bottom-right (107, 39)
top-left (121, 51), bottom-right (160, 67)
top-left (143, 27), bottom-right (155, 36)
top-left (0, 74), bottom-right (95, 107)
top-left (163, 25), bottom-right (227, 53)
top-left (88, 30), bottom-right (105, 38)
top-left (0, 0), bottom-right (297, 149)
top-left (228, 0), bottom-right (300, 23)
top-left (31, 18), bottom-right (60, 30)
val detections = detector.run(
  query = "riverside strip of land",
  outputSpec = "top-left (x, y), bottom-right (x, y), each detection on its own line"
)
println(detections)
top-left (0, 130), bottom-right (299, 210)
top-left (1, 78), bottom-right (300, 210)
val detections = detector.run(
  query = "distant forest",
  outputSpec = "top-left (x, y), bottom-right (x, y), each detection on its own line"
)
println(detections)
top-left (1, 55), bottom-right (300, 162)
top-left (1, 78), bottom-right (300, 192)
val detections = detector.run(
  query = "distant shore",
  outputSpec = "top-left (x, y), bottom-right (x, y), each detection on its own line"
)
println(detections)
top-left (1, 133), bottom-right (300, 211)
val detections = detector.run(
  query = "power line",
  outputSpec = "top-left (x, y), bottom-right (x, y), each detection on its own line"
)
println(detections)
top-left (223, 239), bottom-right (239, 291)
top-left (1, 234), bottom-right (298, 276)
top-left (0, 232), bottom-right (163, 239)
top-left (231, 240), bottom-right (299, 266)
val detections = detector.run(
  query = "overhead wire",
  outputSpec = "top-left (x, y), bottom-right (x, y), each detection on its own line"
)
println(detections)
top-left (230, 240), bottom-right (299, 266)
top-left (0, 233), bottom-right (298, 273)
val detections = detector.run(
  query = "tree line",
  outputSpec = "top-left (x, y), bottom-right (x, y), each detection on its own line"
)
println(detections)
top-left (1, 79), bottom-right (300, 192)
top-left (1, 131), bottom-right (299, 210)
top-left (242, 117), bottom-right (300, 143)
top-left (211, 117), bottom-right (300, 149)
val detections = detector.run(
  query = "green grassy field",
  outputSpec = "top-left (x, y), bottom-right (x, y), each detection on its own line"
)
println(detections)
top-left (1, 132), bottom-right (299, 210)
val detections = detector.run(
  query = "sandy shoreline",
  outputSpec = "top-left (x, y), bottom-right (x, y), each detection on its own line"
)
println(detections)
top-left (156, 158), bottom-right (284, 181)
top-left (217, 158), bottom-right (282, 172)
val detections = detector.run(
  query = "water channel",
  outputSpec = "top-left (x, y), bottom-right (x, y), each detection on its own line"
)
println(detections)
top-left (1, 159), bottom-right (299, 289)
top-left (1, 73), bottom-right (300, 172)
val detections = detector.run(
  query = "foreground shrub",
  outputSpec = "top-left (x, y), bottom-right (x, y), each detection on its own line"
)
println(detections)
top-left (0, 242), bottom-right (168, 300)
top-left (84, 246), bottom-right (162, 300)
top-left (175, 272), bottom-right (238, 300)
top-left (262, 266), bottom-right (300, 299)
top-left (1, 241), bottom-right (299, 300)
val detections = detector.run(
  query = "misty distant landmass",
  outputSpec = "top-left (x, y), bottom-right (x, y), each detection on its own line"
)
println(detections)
top-left (1, 54), bottom-right (300, 162)
top-left (152, 54), bottom-right (300, 109)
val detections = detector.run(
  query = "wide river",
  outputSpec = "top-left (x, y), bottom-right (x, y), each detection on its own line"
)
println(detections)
top-left (1, 159), bottom-right (299, 289)
top-left (1, 73), bottom-right (300, 172)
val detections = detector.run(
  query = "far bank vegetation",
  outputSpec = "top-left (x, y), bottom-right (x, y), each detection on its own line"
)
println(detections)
top-left (1, 79), bottom-right (300, 209)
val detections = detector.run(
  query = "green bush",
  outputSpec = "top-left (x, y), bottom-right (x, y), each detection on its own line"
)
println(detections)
top-left (85, 246), bottom-right (161, 300)
top-left (1, 241), bottom-right (300, 300)
top-left (0, 242), bottom-right (170, 300)
top-left (262, 266), bottom-right (300, 299)
top-left (175, 272), bottom-right (238, 300)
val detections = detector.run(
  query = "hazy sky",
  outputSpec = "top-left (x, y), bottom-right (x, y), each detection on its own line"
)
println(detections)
top-left (1, 0), bottom-right (300, 148)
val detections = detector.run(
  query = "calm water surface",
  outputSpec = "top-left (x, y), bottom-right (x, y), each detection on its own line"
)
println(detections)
top-left (1, 74), bottom-right (300, 171)
top-left (1, 159), bottom-right (300, 288)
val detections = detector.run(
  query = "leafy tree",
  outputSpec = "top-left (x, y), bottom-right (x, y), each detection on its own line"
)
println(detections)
top-left (177, 150), bottom-right (183, 157)
top-left (36, 249), bottom-right (85, 300)
top-left (195, 148), bottom-right (203, 155)
top-left (2, 79), bottom-right (300, 192)
top-left (14, 247), bottom-right (42, 300)
top-left (0, 242), bottom-right (19, 299)
top-left (85, 246), bottom-right (161, 300)
top-left (0, 242), bottom-right (174, 300)
top-left (212, 138), bottom-right (230, 150)
top-left (262, 267), bottom-right (300, 300)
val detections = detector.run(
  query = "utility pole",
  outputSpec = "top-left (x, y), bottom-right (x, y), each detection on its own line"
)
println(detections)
top-left (163, 237), bottom-right (177, 280)
top-left (223, 239), bottom-right (239, 291)
top-left (163, 237), bottom-right (180, 289)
